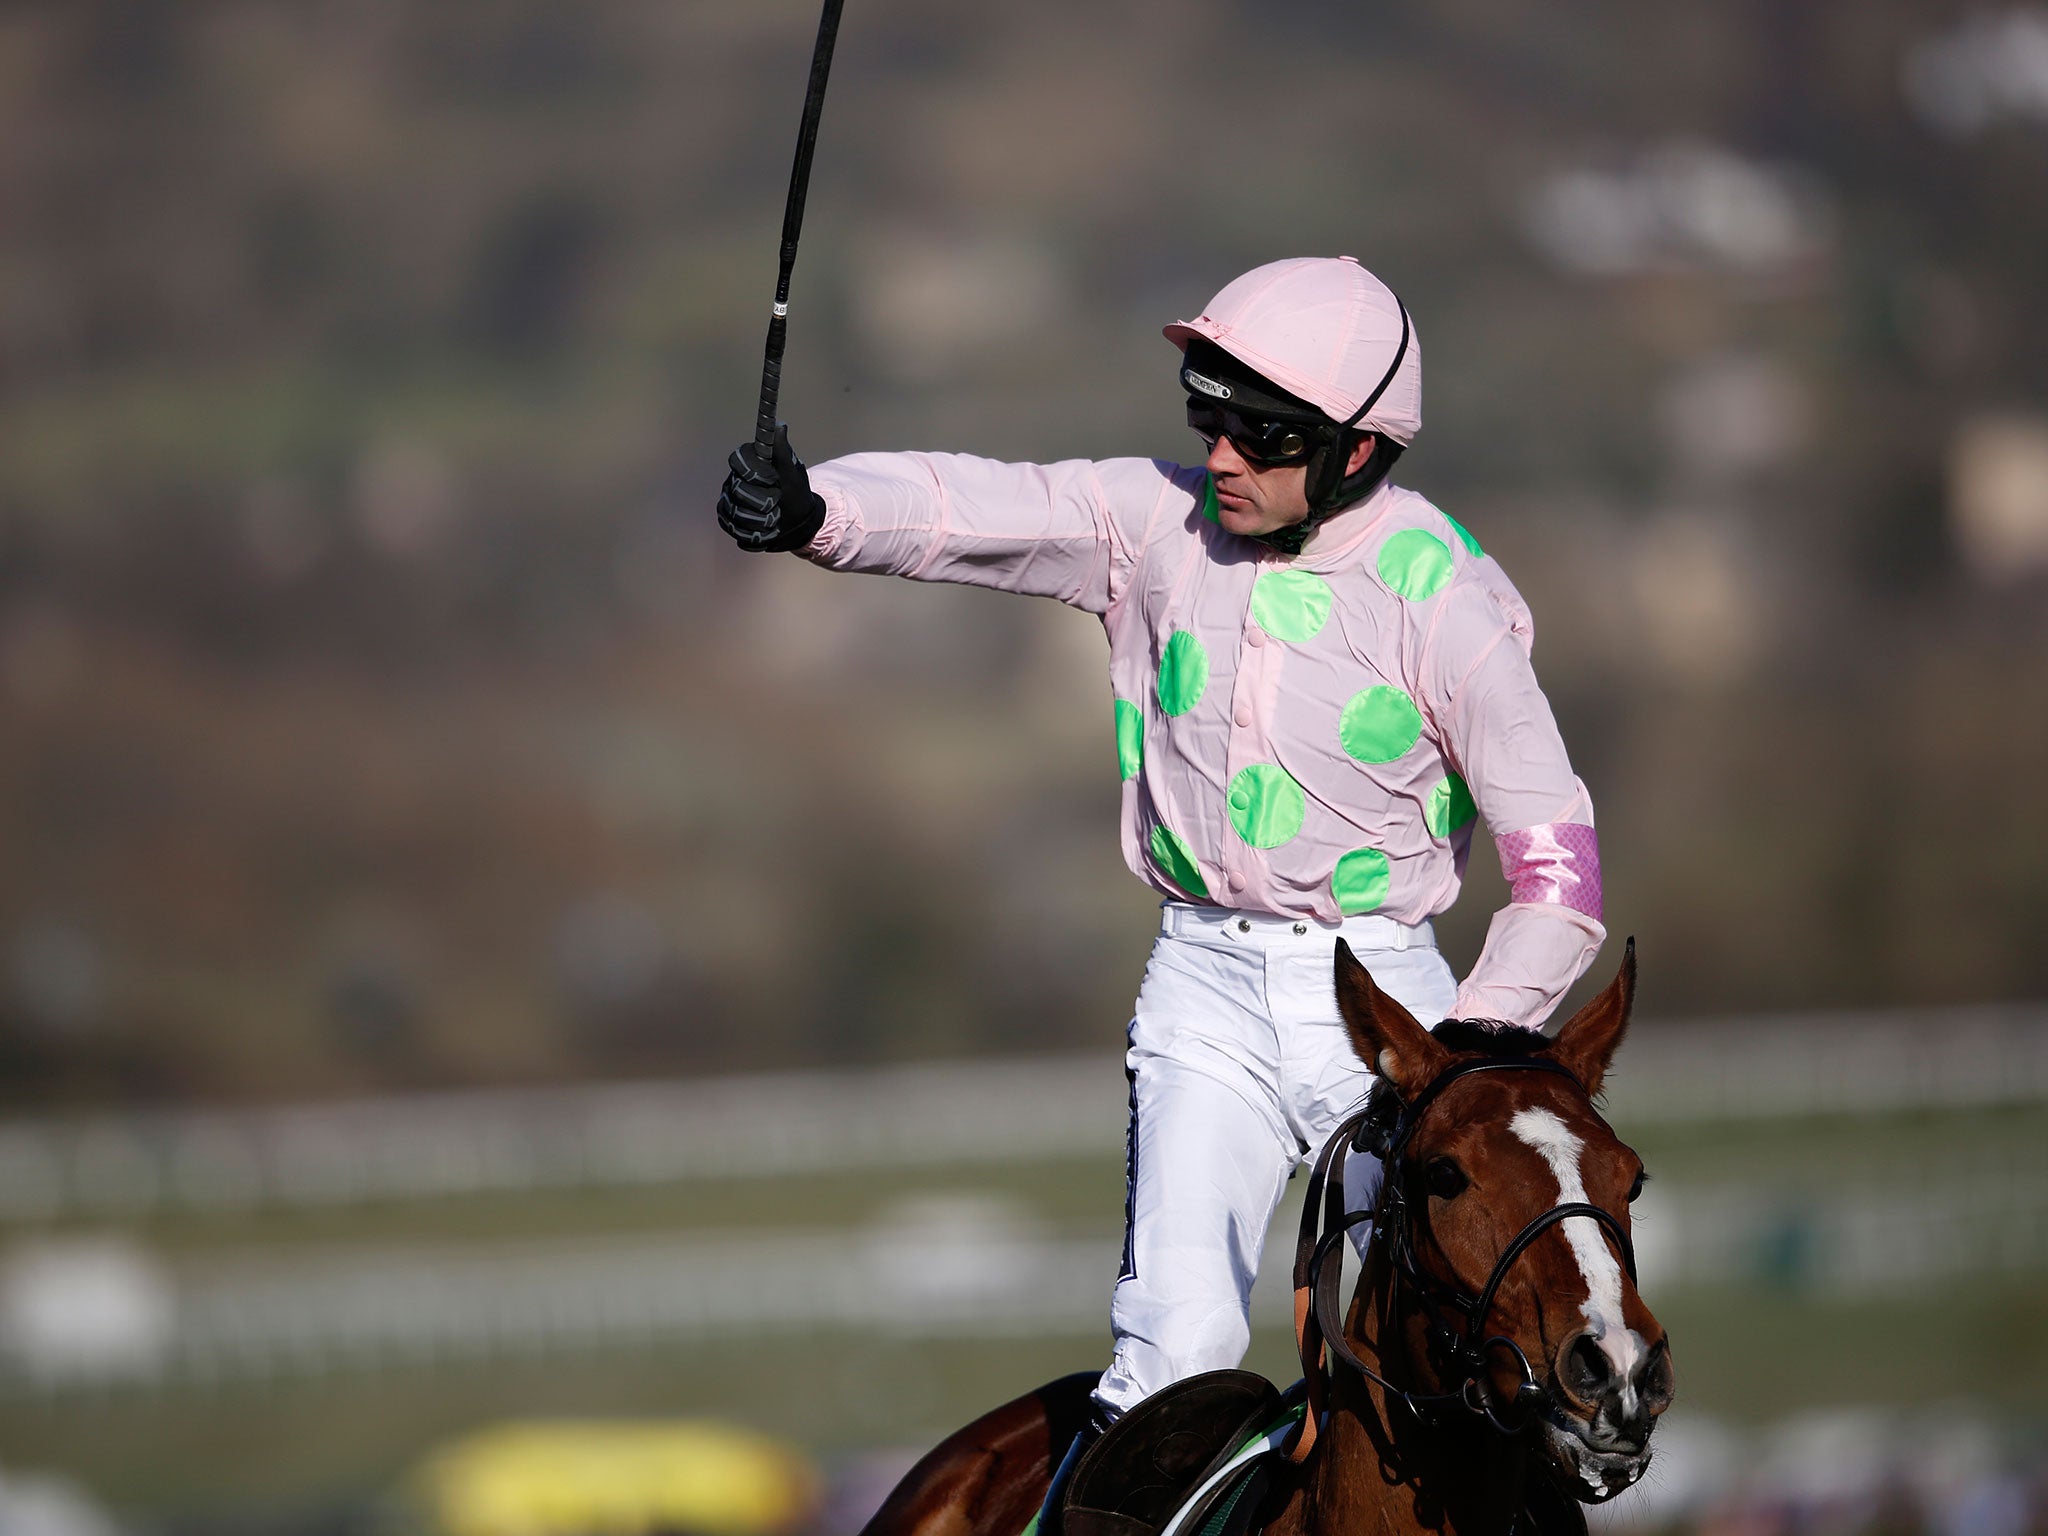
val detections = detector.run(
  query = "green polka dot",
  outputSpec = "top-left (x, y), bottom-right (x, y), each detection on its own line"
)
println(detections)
top-left (1227, 764), bottom-right (1307, 849)
top-left (1199, 473), bottom-right (1220, 524)
top-left (1333, 848), bottom-right (1391, 914)
top-left (1114, 698), bottom-right (1143, 781)
top-left (1249, 569), bottom-right (1334, 642)
top-left (1442, 513), bottom-right (1484, 558)
top-left (1425, 772), bottom-right (1478, 837)
top-left (1339, 686), bottom-right (1423, 764)
top-left (1150, 825), bottom-right (1208, 897)
top-left (1157, 630), bottom-right (1209, 717)
top-left (1377, 528), bottom-right (1455, 601)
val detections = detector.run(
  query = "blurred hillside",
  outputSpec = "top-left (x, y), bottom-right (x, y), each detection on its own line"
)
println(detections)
top-left (2, 0), bottom-right (2047, 1107)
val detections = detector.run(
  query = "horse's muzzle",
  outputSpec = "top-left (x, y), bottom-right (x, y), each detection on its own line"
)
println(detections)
top-left (1542, 1418), bottom-right (1653, 1504)
top-left (1539, 1331), bottom-right (1674, 1501)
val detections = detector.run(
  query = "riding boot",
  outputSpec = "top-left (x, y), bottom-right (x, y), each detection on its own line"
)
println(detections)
top-left (1032, 1409), bottom-right (1108, 1536)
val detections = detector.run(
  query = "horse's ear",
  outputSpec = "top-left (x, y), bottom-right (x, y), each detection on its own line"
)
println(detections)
top-left (1336, 938), bottom-right (1451, 1096)
top-left (1549, 937), bottom-right (1636, 1098)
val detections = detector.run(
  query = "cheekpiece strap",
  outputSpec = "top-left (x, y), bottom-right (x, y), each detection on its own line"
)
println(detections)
top-left (1285, 1100), bottom-right (1375, 1462)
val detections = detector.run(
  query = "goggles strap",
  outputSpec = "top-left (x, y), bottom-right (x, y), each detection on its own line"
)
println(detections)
top-left (1297, 294), bottom-right (1411, 529)
top-left (1341, 295), bottom-right (1410, 434)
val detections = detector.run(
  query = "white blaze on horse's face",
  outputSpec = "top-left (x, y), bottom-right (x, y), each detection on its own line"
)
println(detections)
top-left (1508, 1106), bottom-right (1647, 1416)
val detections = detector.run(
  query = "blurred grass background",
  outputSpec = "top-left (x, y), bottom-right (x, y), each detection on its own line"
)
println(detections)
top-left (2, 0), bottom-right (2046, 1531)
top-left (2, 1050), bottom-right (2043, 1533)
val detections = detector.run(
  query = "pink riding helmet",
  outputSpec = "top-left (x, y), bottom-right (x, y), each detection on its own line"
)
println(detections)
top-left (1164, 256), bottom-right (1422, 445)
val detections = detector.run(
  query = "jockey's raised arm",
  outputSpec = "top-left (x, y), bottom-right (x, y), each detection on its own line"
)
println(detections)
top-left (803, 451), bottom-right (1175, 615)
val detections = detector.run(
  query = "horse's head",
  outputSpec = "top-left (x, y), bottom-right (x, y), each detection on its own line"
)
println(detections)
top-left (1335, 939), bottom-right (1675, 1502)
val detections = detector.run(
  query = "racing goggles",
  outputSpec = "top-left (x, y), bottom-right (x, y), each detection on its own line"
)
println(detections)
top-left (1185, 398), bottom-right (1326, 468)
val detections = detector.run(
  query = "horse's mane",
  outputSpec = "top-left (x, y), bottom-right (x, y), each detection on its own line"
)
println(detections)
top-left (1429, 1016), bottom-right (1549, 1057)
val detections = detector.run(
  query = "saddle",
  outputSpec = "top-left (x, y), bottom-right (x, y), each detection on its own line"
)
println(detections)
top-left (1062, 1371), bottom-right (1292, 1536)
top-left (1053, 1367), bottom-right (1587, 1536)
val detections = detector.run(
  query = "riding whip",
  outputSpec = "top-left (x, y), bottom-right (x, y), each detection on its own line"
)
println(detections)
top-left (754, 0), bottom-right (847, 452)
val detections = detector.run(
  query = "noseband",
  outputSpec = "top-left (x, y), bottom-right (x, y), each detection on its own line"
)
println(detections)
top-left (1285, 1054), bottom-right (1638, 1460)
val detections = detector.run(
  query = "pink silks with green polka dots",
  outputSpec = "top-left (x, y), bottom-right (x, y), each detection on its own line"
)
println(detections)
top-left (804, 452), bottom-right (1604, 1029)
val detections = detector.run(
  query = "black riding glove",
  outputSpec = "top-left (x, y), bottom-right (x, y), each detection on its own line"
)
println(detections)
top-left (718, 424), bottom-right (827, 553)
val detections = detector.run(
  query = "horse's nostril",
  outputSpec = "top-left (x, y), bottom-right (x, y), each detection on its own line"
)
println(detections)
top-left (1559, 1333), bottom-right (1613, 1405)
top-left (1635, 1336), bottom-right (1676, 1414)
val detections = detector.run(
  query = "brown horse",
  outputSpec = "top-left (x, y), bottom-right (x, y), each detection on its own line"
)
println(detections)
top-left (857, 941), bottom-right (1674, 1536)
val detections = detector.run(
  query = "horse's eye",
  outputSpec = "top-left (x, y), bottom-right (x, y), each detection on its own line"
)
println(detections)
top-left (1627, 1169), bottom-right (1648, 1203)
top-left (1426, 1159), bottom-right (1467, 1200)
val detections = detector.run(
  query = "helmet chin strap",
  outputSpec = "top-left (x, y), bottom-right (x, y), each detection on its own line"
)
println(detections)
top-left (1252, 296), bottom-right (1411, 557)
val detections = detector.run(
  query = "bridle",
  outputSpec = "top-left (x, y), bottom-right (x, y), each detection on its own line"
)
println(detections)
top-left (1284, 1053), bottom-right (1638, 1464)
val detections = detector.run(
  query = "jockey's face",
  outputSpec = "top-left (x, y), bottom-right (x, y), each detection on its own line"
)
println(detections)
top-left (1204, 432), bottom-right (1377, 541)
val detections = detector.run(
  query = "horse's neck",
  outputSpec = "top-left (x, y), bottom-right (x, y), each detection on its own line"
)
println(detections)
top-left (1302, 1257), bottom-right (1528, 1536)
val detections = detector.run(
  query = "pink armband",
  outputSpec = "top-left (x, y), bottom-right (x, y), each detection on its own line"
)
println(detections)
top-left (1494, 823), bottom-right (1603, 922)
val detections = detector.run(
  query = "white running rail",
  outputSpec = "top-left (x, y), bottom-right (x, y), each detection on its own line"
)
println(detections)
top-left (0, 1004), bottom-right (2041, 1220)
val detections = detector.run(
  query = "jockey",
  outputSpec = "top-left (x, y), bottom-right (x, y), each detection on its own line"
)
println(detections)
top-left (717, 256), bottom-right (1605, 1445)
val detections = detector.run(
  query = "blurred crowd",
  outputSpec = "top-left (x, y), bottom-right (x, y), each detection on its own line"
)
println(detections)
top-left (1588, 1410), bottom-right (2048, 1536)
top-left (2, 0), bottom-right (2046, 1111)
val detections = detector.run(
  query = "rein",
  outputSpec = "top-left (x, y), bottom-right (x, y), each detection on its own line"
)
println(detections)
top-left (1283, 1055), bottom-right (1637, 1465)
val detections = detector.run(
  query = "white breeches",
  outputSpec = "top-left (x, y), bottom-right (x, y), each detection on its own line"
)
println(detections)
top-left (1091, 903), bottom-right (1457, 1420)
